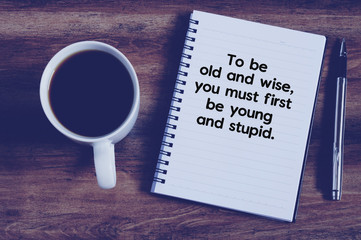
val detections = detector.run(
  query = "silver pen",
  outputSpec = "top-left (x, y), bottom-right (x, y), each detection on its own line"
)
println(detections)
top-left (332, 38), bottom-right (347, 201)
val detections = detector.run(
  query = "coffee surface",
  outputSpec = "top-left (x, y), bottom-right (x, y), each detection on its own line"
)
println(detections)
top-left (49, 50), bottom-right (134, 137)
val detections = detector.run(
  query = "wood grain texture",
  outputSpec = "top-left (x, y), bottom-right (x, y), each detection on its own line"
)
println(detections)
top-left (0, 0), bottom-right (361, 239)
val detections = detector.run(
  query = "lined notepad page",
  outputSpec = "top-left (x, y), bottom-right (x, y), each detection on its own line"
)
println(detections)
top-left (152, 10), bottom-right (326, 222)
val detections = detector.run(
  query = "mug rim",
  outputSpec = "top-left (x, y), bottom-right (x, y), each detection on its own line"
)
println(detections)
top-left (39, 41), bottom-right (140, 143)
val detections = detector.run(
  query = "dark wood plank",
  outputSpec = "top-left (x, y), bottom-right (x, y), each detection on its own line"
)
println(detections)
top-left (1, 1), bottom-right (361, 239)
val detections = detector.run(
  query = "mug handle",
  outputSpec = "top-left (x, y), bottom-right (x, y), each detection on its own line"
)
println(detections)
top-left (93, 141), bottom-right (116, 189)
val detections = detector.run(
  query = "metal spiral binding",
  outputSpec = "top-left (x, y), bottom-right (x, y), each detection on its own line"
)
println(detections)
top-left (172, 96), bottom-right (182, 103)
top-left (166, 123), bottom-right (177, 130)
top-left (182, 53), bottom-right (192, 59)
top-left (153, 17), bottom-right (199, 185)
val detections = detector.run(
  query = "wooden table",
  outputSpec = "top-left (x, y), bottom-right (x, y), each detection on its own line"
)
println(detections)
top-left (1, 1), bottom-right (361, 239)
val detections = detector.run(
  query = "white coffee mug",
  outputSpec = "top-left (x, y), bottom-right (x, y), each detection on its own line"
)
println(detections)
top-left (39, 41), bottom-right (140, 189)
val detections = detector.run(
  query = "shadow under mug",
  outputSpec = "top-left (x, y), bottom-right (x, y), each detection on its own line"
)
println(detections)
top-left (39, 41), bottom-right (140, 189)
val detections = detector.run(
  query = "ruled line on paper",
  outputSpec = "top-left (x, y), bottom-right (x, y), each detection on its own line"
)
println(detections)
top-left (175, 103), bottom-right (313, 139)
top-left (193, 36), bottom-right (317, 70)
top-left (172, 151), bottom-right (294, 181)
top-left (166, 184), bottom-right (288, 211)
top-left (167, 177), bottom-right (289, 207)
top-left (173, 115), bottom-right (306, 156)
top-left (178, 150), bottom-right (294, 176)
top-left (172, 135), bottom-right (294, 169)
top-left (200, 20), bottom-right (321, 51)
top-left (188, 46), bottom-right (317, 78)
top-left (167, 166), bottom-right (291, 196)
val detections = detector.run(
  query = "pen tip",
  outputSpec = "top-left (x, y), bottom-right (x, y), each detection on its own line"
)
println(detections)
top-left (332, 190), bottom-right (341, 201)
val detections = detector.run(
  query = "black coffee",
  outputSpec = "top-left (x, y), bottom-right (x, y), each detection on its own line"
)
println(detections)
top-left (49, 50), bottom-right (134, 137)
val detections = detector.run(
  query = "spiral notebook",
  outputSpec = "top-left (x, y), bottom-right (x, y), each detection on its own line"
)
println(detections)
top-left (151, 10), bottom-right (326, 222)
